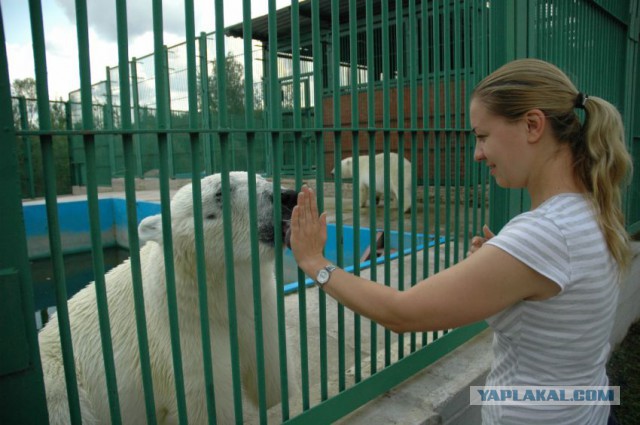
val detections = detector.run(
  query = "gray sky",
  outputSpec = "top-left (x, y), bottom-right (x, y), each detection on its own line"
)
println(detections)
top-left (1, 0), bottom-right (289, 99)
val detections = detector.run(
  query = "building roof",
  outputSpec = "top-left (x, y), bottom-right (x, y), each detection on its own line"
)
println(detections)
top-left (224, 0), bottom-right (407, 43)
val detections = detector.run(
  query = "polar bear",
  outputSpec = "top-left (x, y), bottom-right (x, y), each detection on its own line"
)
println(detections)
top-left (38, 172), bottom-right (298, 425)
top-left (334, 152), bottom-right (412, 213)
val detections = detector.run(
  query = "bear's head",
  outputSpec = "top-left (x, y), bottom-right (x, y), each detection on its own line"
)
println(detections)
top-left (138, 172), bottom-right (298, 269)
top-left (331, 157), bottom-right (354, 179)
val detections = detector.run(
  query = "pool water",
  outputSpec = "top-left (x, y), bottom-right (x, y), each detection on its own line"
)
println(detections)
top-left (32, 228), bottom-right (434, 328)
top-left (25, 199), bottom-right (433, 328)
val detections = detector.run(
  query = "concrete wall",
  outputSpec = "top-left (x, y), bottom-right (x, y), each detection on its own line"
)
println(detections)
top-left (22, 197), bottom-right (161, 258)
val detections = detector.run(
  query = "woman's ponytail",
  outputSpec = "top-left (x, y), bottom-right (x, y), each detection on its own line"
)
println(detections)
top-left (578, 96), bottom-right (633, 270)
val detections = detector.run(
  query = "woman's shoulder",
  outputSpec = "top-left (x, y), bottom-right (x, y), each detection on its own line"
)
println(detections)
top-left (507, 193), bottom-right (594, 230)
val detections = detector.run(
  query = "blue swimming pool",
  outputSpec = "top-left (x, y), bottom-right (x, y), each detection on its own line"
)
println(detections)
top-left (23, 198), bottom-right (440, 303)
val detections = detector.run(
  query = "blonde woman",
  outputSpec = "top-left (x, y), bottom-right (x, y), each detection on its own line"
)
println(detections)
top-left (289, 59), bottom-right (632, 424)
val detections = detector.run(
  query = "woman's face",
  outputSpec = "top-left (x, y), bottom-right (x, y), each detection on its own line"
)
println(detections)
top-left (470, 98), bottom-right (531, 189)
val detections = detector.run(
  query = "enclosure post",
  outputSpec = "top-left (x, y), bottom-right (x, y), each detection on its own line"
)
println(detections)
top-left (0, 5), bottom-right (49, 423)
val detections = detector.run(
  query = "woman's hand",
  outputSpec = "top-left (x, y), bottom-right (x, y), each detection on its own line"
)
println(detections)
top-left (466, 225), bottom-right (495, 256)
top-left (290, 186), bottom-right (329, 274)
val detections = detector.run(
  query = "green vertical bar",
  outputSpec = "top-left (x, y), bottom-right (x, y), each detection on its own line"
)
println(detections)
top-left (420, 0), bottom-right (431, 347)
top-left (479, 0), bottom-right (488, 234)
top-left (152, 1), bottom-right (189, 424)
top-left (267, 1), bottom-right (291, 418)
top-left (74, 0), bottom-right (123, 422)
top-left (442, 0), bottom-right (452, 272)
top-left (365, 0), bottom-right (378, 374)
top-left (453, 0), bottom-right (461, 265)
top-left (470, 0), bottom-right (479, 240)
top-left (184, 1), bottom-right (217, 424)
top-left (395, 0), bottom-right (406, 360)
top-left (27, 2), bottom-right (82, 420)
top-left (408, 0), bottom-right (419, 354)
top-left (463, 0), bottom-right (472, 258)
top-left (241, 1), bottom-right (270, 420)
top-left (199, 33), bottom-right (214, 175)
top-left (432, 0), bottom-right (442, 341)
top-left (114, 1), bottom-right (158, 423)
top-left (487, 0), bottom-right (529, 231)
top-left (348, 0), bottom-right (362, 384)
top-left (0, 3), bottom-right (49, 422)
top-left (290, 0), bottom-right (311, 412)
top-left (130, 58), bottom-right (144, 178)
top-left (330, 0), bottom-right (346, 392)
top-left (381, 0), bottom-right (392, 367)
top-left (433, 0), bottom-right (441, 277)
top-left (444, 129), bottom-right (451, 271)
top-left (311, 0), bottom-right (329, 401)
top-left (163, 47), bottom-right (175, 178)
top-left (213, 0), bottom-right (247, 422)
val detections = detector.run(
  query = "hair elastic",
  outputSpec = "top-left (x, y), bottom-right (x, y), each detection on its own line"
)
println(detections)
top-left (575, 92), bottom-right (589, 109)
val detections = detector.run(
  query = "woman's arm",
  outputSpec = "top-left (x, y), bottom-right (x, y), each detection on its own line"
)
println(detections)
top-left (289, 187), bottom-right (560, 333)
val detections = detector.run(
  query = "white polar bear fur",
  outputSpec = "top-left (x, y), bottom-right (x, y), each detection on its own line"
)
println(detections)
top-left (38, 172), bottom-right (298, 424)
top-left (337, 152), bottom-right (412, 213)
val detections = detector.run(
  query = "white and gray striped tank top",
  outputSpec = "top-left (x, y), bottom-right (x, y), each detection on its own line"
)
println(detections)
top-left (482, 193), bottom-right (619, 424)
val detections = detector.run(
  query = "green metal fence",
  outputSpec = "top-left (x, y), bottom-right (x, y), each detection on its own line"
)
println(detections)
top-left (0, 0), bottom-right (638, 424)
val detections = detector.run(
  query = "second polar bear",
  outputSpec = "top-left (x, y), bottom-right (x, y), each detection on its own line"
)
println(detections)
top-left (38, 172), bottom-right (299, 424)
top-left (335, 152), bottom-right (412, 213)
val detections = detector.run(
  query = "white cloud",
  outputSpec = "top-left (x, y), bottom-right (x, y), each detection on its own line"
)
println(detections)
top-left (54, 0), bottom-right (233, 42)
top-left (6, 42), bottom-right (35, 84)
top-left (8, 0), bottom-right (292, 99)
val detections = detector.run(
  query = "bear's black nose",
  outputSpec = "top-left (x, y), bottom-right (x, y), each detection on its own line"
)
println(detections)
top-left (281, 189), bottom-right (298, 215)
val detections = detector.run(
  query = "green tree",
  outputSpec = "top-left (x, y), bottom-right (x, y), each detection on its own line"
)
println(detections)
top-left (11, 77), bottom-right (71, 198)
top-left (11, 77), bottom-right (37, 129)
top-left (208, 53), bottom-right (246, 116)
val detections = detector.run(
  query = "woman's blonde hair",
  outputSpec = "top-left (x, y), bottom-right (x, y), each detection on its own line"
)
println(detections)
top-left (472, 58), bottom-right (633, 270)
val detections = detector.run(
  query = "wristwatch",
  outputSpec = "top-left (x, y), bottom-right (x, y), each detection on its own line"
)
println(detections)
top-left (316, 264), bottom-right (337, 288)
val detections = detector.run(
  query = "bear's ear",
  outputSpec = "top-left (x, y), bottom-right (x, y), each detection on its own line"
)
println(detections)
top-left (139, 214), bottom-right (163, 245)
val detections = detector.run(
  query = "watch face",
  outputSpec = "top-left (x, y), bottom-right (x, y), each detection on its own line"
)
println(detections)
top-left (317, 269), bottom-right (330, 284)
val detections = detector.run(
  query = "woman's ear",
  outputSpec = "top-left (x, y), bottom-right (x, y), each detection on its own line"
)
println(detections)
top-left (524, 109), bottom-right (546, 143)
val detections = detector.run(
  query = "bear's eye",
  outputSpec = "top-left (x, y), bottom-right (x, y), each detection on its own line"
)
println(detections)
top-left (215, 191), bottom-right (223, 203)
top-left (205, 213), bottom-right (216, 220)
